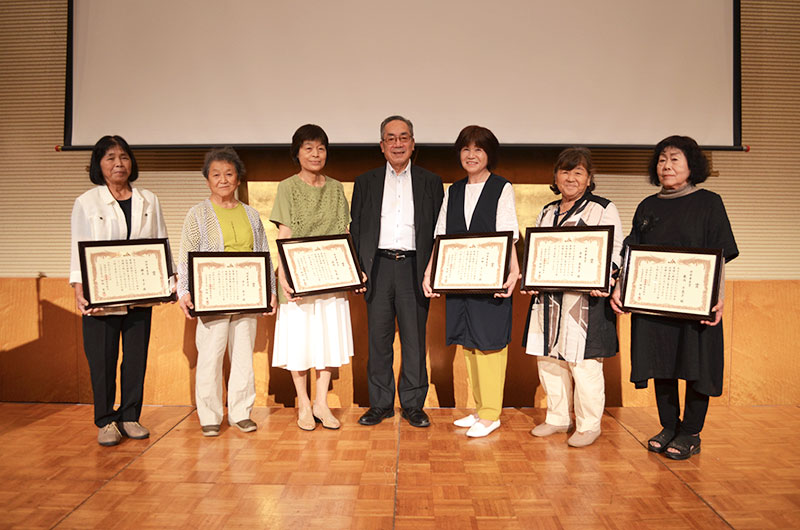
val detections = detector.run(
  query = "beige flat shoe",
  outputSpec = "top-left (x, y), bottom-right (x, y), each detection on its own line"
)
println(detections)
top-left (312, 404), bottom-right (341, 430)
top-left (297, 406), bottom-right (316, 431)
top-left (530, 422), bottom-right (571, 437)
top-left (568, 428), bottom-right (601, 447)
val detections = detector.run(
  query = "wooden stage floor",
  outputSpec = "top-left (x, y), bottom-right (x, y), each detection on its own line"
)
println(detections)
top-left (1, 404), bottom-right (798, 529)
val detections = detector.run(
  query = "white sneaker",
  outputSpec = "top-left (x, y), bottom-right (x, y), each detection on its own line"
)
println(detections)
top-left (466, 420), bottom-right (501, 438)
top-left (453, 414), bottom-right (479, 428)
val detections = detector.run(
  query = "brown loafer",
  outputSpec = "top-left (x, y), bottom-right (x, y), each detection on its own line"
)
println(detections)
top-left (230, 419), bottom-right (257, 433)
top-left (201, 424), bottom-right (220, 437)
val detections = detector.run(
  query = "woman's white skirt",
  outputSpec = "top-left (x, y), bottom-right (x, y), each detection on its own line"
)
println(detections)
top-left (272, 292), bottom-right (354, 371)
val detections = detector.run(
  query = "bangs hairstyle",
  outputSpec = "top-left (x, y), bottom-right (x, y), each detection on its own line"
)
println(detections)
top-left (202, 147), bottom-right (246, 181)
top-left (454, 125), bottom-right (499, 171)
top-left (291, 124), bottom-right (329, 163)
top-left (551, 147), bottom-right (595, 194)
top-left (648, 135), bottom-right (710, 186)
top-left (88, 135), bottom-right (138, 185)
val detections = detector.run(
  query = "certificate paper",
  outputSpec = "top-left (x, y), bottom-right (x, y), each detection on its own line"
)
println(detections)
top-left (189, 252), bottom-right (272, 316)
top-left (78, 238), bottom-right (174, 308)
top-left (620, 245), bottom-right (722, 320)
top-left (277, 234), bottom-right (365, 296)
top-left (431, 232), bottom-right (513, 294)
top-left (521, 226), bottom-right (613, 291)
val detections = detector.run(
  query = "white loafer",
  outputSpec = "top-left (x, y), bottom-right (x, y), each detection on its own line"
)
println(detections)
top-left (453, 414), bottom-right (479, 428)
top-left (466, 420), bottom-right (501, 438)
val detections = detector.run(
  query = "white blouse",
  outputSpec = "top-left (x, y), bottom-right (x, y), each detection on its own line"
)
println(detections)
top-left (434, 181), bottom-right (519, 241)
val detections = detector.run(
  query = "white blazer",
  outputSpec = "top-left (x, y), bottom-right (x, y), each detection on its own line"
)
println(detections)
top-left (69, 185), bottom-right (168, 284)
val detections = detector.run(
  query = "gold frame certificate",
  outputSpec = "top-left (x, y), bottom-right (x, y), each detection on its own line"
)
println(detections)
top-left (276, 234), bottom-right (365, 296)
top-left (620, 245), bottom-right (723, 320)
top-left (78, 238), bottom-right (174, 308)
top-left (521, 225), bottom-right (614, 292)
top-left (430, 232), bottom-right (513, 294)
top-left (188, 251), bottom-right (272, 316)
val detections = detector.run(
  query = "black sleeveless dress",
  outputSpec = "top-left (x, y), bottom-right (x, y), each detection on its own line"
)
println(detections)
top-left (444, 174), bottom-right (513, 351)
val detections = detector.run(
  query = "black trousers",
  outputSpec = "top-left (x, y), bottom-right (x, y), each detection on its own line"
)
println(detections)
top-left (82, 307), bottom-right (152, 427)
top-left (654, 378), bottom-right (710, 435)
top-left (366, 255), bottom-right (429, 410)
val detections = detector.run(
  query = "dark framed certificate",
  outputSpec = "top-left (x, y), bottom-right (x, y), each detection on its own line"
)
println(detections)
top-left (188, 252), bottom-right (272, 316)
top-left (78, 238), bottom-right (175, 308)
top-left (276, 234), bottom-right (365, 297)
top-left (620, 245), bottom-right (723, 320)
top-left (521, 225), bottom-right (614, 292)
top-left (430, 232), bottom-right (513, 294)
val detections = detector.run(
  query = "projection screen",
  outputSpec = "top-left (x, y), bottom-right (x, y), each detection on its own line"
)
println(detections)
top-left (66, 0), bottom-right (740, 148)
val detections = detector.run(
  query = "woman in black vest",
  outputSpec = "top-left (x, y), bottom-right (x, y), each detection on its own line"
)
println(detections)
top-left (423, 125), bottom-right (520, 438)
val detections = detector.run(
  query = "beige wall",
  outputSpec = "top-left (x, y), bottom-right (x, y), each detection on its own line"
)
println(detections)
top-left (1, 1), bottom-right (799, 406)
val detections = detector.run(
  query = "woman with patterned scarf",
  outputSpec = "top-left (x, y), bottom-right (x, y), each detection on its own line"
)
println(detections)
top-left (522, 147), bottom-right (623, 447)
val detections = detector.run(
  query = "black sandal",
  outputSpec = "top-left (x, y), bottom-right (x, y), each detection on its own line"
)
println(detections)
top-left (664, 433), bottom-right (701, 460)
top-left (647, 428), bottom-right (676, 453)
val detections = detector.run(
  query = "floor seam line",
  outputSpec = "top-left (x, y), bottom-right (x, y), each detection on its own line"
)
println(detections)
top-left (51, 408), bottom-right (196, 529)
top-left (605, 408), bottom-right (734, 529)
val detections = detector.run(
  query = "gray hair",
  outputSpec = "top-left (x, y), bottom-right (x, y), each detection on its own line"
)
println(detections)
top-left (202, 147), bottom-right (246, 181)
top-left (379, 115), bottom-right (414, 139)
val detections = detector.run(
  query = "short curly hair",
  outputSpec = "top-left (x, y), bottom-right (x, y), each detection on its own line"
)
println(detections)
top-left (454, 125), bottom-right (499, 171)
top-left (648, 135), bottom-right (709, 186)
top-left (88, 135), bottom-right (138, 185)
top-left (202, 147), bottom-right (246, 181)
top-left (551, 147), bottom-right (595, 195)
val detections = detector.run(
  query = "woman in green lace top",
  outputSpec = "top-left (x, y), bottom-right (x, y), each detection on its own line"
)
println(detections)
top-left (270, 124), bottom-right (354, 431)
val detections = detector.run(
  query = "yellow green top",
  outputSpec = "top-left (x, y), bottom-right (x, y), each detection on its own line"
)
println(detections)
top-left (212, 202), bottom-right (254, 252)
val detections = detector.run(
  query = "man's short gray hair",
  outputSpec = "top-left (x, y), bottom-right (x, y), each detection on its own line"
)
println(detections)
top-left (379, 115), bottom-right (414, 139)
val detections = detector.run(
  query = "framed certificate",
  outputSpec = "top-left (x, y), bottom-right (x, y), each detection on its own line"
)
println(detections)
top-left (520, 225), bottom-right (614, 292)
top-left (276, 234), bottom-right (365, 296)
top-left (188, 252), bottom-right (272, 316)
top-left (620, 245), bottom-right (723, 320)
top-left (78, 238), bottom-right (175, 308)
top-left (430, 232), bottom-right (513, 294)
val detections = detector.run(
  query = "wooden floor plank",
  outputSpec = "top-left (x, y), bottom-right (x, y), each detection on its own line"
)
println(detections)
top-left (0, 403), bottom-right (798, 528)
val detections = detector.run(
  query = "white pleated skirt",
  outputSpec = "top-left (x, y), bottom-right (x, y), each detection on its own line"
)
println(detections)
top-left (272, 292), bottom-right (354, 371)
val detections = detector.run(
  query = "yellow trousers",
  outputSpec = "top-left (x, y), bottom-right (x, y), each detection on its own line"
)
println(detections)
top-left (463, 346), bottom-right (508, 421)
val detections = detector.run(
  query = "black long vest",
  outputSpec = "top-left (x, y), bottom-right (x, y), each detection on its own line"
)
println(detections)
top-left (444, 173), bottom-right (513, 351)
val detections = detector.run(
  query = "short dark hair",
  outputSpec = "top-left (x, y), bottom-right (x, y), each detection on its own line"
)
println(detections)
top-left (648, 135), bottom-right (710, 186)
top-left (88, 135), bottom-right (138, 185)
top-left (380, 115), bottom-right (414, 139)
top-left (202, 147), bottom-right (246, 181)
top-left (454, 125), bottom-right (499, 171)
top-left (551, 147), bottom-right (595, 194)
top-left (291, 124), bottom-right (329, 163)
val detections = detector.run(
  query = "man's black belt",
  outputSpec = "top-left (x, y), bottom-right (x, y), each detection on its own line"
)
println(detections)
top-left (377, 249), bottom-right (416, 261)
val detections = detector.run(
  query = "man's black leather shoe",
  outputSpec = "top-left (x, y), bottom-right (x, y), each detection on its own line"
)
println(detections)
top-left (358, 407), bottom-right (395, 426)
top-left (401, 408), bottom-right (430, 428)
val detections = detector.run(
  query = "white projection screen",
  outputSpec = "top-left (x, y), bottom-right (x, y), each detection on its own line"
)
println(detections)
top-left (66, 0), bottom-right (740, 148)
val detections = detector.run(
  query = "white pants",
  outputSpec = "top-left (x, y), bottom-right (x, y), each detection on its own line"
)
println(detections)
top-left (195, 314), bottom-right (257, 426)
top-left (537, 356), bottom-right (605, 432)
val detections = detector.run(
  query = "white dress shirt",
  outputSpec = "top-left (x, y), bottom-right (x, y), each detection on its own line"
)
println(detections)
top-left (377, 161), bottom-right (416, 251)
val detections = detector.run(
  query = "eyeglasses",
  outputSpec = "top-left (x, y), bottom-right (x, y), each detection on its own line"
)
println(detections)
top-left (382, 134), bottom-right (413, 144)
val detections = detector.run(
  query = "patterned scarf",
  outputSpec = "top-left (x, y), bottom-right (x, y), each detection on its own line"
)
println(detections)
top-left (526, 196), bottom-right (609, 362)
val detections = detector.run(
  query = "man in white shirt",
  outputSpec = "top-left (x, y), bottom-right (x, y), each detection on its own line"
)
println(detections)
top-left (350, 116), bottom-right (444, 427)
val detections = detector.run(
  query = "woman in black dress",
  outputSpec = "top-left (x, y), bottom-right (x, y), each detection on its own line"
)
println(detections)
top-left (611, 135), bottom-right (738, 460)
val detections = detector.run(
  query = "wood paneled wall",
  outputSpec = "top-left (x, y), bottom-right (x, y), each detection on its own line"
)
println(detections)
top-left (2, 277), bottom-right (797, 407)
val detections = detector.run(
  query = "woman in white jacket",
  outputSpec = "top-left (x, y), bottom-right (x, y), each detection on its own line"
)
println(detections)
top-left (70, 135), bottom-right (169, 447)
